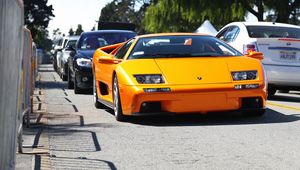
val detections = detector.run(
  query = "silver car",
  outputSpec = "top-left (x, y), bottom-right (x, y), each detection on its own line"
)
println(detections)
top-left (57, 36), bottom-right (79, 81)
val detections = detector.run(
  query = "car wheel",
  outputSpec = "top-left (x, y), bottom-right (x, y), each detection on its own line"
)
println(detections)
top-left (62, 74), bottom-right (67, 81)
top-left (113, 75), bottom-right (126, 121)
top-left (267, 88), bottom-right (276, 96)
top-left (243, 109), bottom-right (266, 117)
top-left (67, 67), bottom-right (74, 89)
top-left (93, 75), bottom-right (105, 109)
top-left (53, 60), bottom-right (57, 72)
top-left (62, 65), bottom-right (68, 81)
top-left (74, 74), bottom-right (83, 94)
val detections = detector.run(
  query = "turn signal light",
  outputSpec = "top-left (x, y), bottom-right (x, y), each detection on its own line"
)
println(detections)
top-left (143, 88), bottom-right (171, 93)
top-left (234, 84), bottom-right (259, 90)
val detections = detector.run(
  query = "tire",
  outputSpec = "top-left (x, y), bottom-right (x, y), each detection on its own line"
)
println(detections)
top-left (74, 74), bottom-right (83, 94)
top-left (53, 60), bottom-right (57, 72)
top-left (267, 88), bottom-right (276, 96)
top-left (93, 75), bottom-right (105, 109)
top-left (67, 67), bottom-right (74, 89)
top-left (62, 74), bottom-right (67, 81)
top-left (62, 65), bottom-right (68, 81)
top-left (113, 75), bottom-right (126, 121)
top-left (243, 109), bottom-right (266, 117)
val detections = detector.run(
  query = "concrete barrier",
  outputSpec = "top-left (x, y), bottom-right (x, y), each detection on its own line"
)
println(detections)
top-left (0, 0), bottom-right (24, 169)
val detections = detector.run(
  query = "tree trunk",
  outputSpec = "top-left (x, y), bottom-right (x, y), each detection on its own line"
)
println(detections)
top-left (256, 0), bottom-right (264, 21)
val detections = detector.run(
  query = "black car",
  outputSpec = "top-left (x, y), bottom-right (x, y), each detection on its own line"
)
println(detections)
top-left (67, 30), bottom-right (136, 94)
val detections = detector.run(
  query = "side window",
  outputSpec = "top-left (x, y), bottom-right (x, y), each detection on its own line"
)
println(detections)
top-left (115, 39), bottom-right (134, 59)
top-left (216, 27), bottom-right (229, 40)
top-left (217, 26), bottom-right (240, 43)
top-left (62, 39), bottom-right (68, 48)
top-left (224, 26), bottom-right (240, 42)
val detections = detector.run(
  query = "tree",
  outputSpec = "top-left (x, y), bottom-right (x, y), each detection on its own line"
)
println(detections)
top-left (69, 28), bottom-right (74, 36)
top-left (24, 0), bottom-right (54, 38)
top-left (75, 24), bottom-right (84, 35)
top-left (99, 0), bottom-right (151, 34)
top-left (24, 0), bottom-right (54, 50)
top-left (238, 0), bottom-right (300, 23)
top-left (143, 0), bottom-right (245, 33)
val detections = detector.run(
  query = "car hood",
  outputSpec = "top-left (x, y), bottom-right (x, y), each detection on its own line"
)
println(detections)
top-left (118, 57), bottom-right (262, 85)
top-left (154, 58), bottom-right (232, 85)
top-left (76, 50), bottom-right (95, 59)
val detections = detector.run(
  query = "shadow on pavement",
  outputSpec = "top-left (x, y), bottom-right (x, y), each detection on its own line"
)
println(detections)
top-left (268, 94), bottom-right (300, 103)
top-left (113, 108), bottom-right (300, 127)
top-left (34, 155), bottom-right (117, 170)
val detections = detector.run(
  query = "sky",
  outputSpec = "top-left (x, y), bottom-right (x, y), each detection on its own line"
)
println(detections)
top-left (47, 0), bottom-right (113, 38)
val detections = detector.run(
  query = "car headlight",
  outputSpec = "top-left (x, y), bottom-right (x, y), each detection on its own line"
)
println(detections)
top-left (134, 74), bottom-right (165, 84)
top-left (76, 58), bottom-right (92, 67)
top-left (231, 70), bottom-right (257, 81)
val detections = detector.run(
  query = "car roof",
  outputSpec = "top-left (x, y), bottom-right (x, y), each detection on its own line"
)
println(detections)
top-left (136, 33), bottom-right (212, 39)
top-left (82, 30), bottom-right (136, 35)
top-left (67, 36), bottom-right (80, 40)
top-left (229, 22), bottom-right (300, 28)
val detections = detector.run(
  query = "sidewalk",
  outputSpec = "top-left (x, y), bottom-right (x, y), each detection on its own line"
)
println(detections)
top-left (16, 65), bottom-right (51, 170)
top-left (16, 64), bottom-right (110, 170)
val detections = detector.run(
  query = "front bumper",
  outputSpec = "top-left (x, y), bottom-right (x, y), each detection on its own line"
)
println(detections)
top-left (119, 83), bottom-right (267, 115)
top-left (75, 67), bottom-right (93, 89)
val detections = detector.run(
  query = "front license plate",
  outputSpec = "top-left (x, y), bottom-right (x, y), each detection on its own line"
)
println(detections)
top-left (280, 51), bottom-right (296, 60)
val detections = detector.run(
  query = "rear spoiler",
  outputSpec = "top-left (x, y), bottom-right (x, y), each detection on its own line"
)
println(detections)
top-left (99, 42), bottom-right (125, 54)
top-left (98, 21), bottom-right (136, 31)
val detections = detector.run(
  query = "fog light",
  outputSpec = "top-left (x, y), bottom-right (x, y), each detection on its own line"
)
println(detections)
top-left (234, 84), bottom-right (259, 89)
top-left (143, 88), bottom-right (171, 93)
top-left (82, 77), bottom-right (88, 82)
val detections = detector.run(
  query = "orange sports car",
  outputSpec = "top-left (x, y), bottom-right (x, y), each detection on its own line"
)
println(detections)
top-left (92, 33), bottom-right (267, 121)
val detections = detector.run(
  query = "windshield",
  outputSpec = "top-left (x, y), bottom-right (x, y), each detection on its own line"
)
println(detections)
top-left (78, 32), bottom-right (136, 50)
top-left (128, 35), bottom-right (242, 59)
top-left (66, 39), bottom-right (77, 48)
top-left (247, 26), bottom-right (300, 38)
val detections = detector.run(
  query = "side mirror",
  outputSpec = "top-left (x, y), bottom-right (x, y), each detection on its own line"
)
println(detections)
top-left (65, 45), bottom-right (75, 51)
top-left (247, 51), bottom-right (264, 60)
top-left (219, 36), bottom-right (225, 41)
top-left (97, 56), bottom-right (122, 64)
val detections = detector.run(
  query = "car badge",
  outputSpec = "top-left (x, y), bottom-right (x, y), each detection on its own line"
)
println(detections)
top-left (287, 42), bottom-right (291, 46)
top-left (197, 76), bottom-right (202, 80)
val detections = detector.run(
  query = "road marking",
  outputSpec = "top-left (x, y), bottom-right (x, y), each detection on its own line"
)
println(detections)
top-left (268, 102), bottom-right (300, 111)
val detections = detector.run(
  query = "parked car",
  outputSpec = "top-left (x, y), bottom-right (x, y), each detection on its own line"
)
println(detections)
top-left (57, 36), bottom-right (79, 80)
top-left (92, 33), bottom-right (267, 121)
top-left (52, 37), bottom-right (68, 72)
top-left (67, 30), bottom-right (136, 94)
top-left (216, 22), bottom-right (300, 95)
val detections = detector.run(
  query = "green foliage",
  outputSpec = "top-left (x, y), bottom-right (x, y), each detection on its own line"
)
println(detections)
top-left (24, 0), bottom-right (54, 50)
top-left (75, 24), bottom-right (84, 35)
top-left (143, 0), bottom-right (246, 33)
top-left (143, 0), bottom-right (299, 33)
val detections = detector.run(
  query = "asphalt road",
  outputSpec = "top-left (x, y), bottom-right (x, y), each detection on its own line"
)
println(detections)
top-left (26, 65), bottom-right (300, 170)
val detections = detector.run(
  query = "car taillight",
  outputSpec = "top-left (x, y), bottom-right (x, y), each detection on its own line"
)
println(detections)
top-left (243, 43), bottom-right (258, 55)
